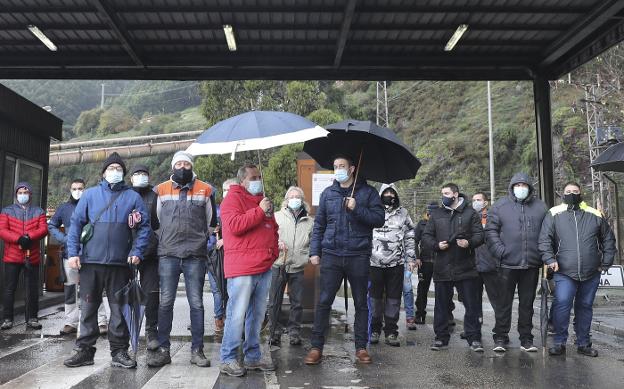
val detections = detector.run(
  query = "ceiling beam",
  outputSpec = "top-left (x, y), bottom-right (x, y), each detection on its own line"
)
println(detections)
top-left (91, 0), bottom-right (143, 66)
top-left (336, 0), bottom-right (357, 68)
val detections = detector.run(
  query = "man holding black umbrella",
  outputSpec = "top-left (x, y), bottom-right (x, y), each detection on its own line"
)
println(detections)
top-left (304, 155), bottom-right (385, 365)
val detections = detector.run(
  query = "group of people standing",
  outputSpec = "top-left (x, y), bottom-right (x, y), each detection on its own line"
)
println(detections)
top-left (0, 150), bottom-right (617, 377)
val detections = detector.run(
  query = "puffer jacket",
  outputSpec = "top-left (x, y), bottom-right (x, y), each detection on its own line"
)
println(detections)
top-left (422, 196), bottom-right (484, 282)
top-left (370, 205), bottom-right (416, 268)
top-left (414, 219), bottom-right (433, 262)
top-left (132, 185), bottom-right (159, 260)
top-left (0, 183), bottom-right (48, 265)
top-left (310, 179), bottom-right (384, 258)
top-left (538, 201), bottom-right (616, 281)
top-left (274, 207), bottom-right (314, 273)
top-left (67, 180), bottom-right (150, 266)
top-left (485, 173), bottom-right (548, 269)
top-left (475, 208), bottom-right (498, 273)
top-left (220, 184), bottom-right (279, 278)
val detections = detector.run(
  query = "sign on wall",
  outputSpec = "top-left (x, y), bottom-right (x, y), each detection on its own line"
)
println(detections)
top-left (599, 265), bottom-right (624, 287)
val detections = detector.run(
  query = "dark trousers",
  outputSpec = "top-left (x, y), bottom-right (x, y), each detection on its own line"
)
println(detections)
top-left (478, 270), bottom-right (500, 318)
top-left (76, 264), bottom-right (130, 355)
top-left (433, 278), bottom-right (482, 344)
top-left (415, 261), bottom-right (433, 318)
top-left (311, 253), bottom-right (369, 351)
top-left (493, 267), bottom-right (539, 342)
top-left (369, 265), bottom-right (404, 336)
top-left (138, 258), bottom-right (159, 334)
top-left (267, 268), bottom-right (304, 339)
top-left (2, 262), bottom-right (39, 322)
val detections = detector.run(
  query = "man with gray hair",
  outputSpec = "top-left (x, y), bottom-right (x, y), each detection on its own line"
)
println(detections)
top-left (148, 151), bottom-right (214, 368)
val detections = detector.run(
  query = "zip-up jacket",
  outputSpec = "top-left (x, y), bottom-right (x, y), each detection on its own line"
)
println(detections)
top-left (538, 201), bottom-right (616, 281)
top-left (370, 205), bottom-right (416, 268)
top-left (48, 199), bottom-right (77, 259)
top-left (132, 185), bottom-right (159, 260)
top-left (67, 180), bottom-right (150, 266)
top-left (485, 173), bottom-right (548, 269)
top-left (274, 207), bottom-right (314, 273)
top-left (414, 219), bottom-right (433, 262)
top-left (475, 208), bottom-right (498, 273)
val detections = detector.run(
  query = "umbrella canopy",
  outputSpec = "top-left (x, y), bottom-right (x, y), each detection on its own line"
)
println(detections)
top-left (114, 267), bottom-right (147, 356)
top-left (187, 111), bottom-right (328, 156)
top-left (590, 141), bottom-right (624, 172)
top-left (303, 119), bottom-right (421, 184)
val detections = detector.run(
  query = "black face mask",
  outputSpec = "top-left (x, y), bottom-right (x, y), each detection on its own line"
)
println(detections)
top-left (172, 168), bottom-right (193, 185)
top-left (441, 196), bottom-right (455, 207)
top-left (563, 193), bottom-right (582, 206)
top-left (382, 195), bottom-right (396, 207)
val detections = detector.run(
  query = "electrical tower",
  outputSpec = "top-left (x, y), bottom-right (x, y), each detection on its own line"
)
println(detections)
top-left (376, 81), bottom-right (389, 128)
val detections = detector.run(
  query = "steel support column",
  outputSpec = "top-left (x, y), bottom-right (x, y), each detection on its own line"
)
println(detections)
top-left (533, 76), bottom-right (555, 207)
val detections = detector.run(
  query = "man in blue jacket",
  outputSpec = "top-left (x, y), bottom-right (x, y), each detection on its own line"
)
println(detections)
top-left (304, 155), bottom-right (384, 365)
top-left (63, 152), bottom-right (151, 369)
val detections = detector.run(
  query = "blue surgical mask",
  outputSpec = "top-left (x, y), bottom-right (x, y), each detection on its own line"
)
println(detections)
top-left (288, 198), bottom-right (302, 210)
top-left (334, 168), bottom-right (350, 183)
top-left (16, 194), bottom-right (30, 205)
top-left (513, 186), bottom-right (529, 201)
top-left (105, 171), bottom-right (124, 184)
top-left (132, 175), bottom-right (149, 188)
top-left (247, 180), bottom-right (263, 195)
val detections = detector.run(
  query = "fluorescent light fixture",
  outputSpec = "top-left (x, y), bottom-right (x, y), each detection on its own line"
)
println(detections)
top-left (444, 24), bottom-right (468, 52)
top-left (28, 25), bottom-right (57, 51)
top-left (223, 25), bottom-right (237, 51)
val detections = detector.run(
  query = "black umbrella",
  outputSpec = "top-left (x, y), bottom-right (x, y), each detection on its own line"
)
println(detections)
top-left (540, 265), bottom-right (552, 354)
top-left (591, 141), bottom-right (624, 172)
top-left (268, 259), bottom-right (288, 345)
top-left (114, 266), bottom-right (147, 357)
top-left (208, 246), bottom-right (228, 311)
top-left (303, 119), bottom-right (421, 184)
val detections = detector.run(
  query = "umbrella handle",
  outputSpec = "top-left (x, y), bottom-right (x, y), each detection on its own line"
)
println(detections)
top-left (350, 149), bottom-right (364, 199)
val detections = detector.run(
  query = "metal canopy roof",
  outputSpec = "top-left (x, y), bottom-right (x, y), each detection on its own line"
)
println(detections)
top-left (1, 0), bottom-right (624, 81)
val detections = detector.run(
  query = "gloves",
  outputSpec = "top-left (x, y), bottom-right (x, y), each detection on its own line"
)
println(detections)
top-left (17, 235), bottom-right (32, 250)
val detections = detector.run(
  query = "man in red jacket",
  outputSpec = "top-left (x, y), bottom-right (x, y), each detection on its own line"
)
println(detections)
top-left (219, 163), bottom-right (279, 377)
top-left (0, 182), bottom-right (48, 330)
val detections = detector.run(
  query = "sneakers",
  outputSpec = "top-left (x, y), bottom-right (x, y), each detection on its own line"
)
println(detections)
top-left (369, 332), bottom-right (380, 344)
top-left (385, 334), bottom-right (400, 347)
top-left (147, 347), bottom-right (171, 367)
top-left (214, 317), bottom-right (225, 334)
top-left (430, 340), bottom-right (449, 351)
top-left (220, 360), bottom-right (246, 377)
top-left (289, 333), bottom-right (302, 346)
top-left (64, 347), bottom-right (95, 367)
top-left (1, 319), bottom-right (13, 330)
top-left (111, 349), bottom-right (137, 369)
top-left (470, 341), bottom-right (484, 353)
top-left (548, 344), bottom-right (566, 356)
top-left (492, 340), bottom-right (507, 353)
top-left (577, 345), bottom-right (598, 357)
top-left (406, 318), bottom-right (418, 330)
top-left (26, 319), bottom-right (42, 329)
top-left (98, 324), bottom-right (108, 336)
top-left (244, 359), bottom-right (276, 371)
top-left (190, 349), bottom-right (211, 367)
top-left (146, 331), bottom-right (160, 351)
top-left (60, 325), bottom-right (77, 335)
top-left (520, 341), bottom-right (538, 353)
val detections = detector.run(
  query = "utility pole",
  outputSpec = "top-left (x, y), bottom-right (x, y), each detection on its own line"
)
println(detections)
top-left (487, 81), bottom-right (496, 201)
top-left (376, 81), bottom-right (389, 128)
top-left (100, 83), bottom-right (105, 109)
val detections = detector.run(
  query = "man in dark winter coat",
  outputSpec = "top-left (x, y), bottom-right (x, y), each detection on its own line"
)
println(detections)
top-left (422, 183), bottom-right (484, 352)
top-left (471, 192), bottom-right (499, 318)
top-left (63, 152), bottom-right (151, 369)
top-left (304, 155), bottom-right (384, 365)
top-left (129, 165), bottom-right (160, 351)
top-left (485, 172), bottom-right (547, 353)
top-left (539, 182), bottom-right (616, 357)
top-left (413, 201), bottom-right (438, 324)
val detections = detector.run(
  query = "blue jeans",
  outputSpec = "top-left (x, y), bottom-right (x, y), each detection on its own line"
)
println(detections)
top-left (157, 257), bottom-right (206, 351)
top-left (552, 272), bottom-right (601, 347)
top-left (403, 270), bottom-right (415, 318)
top-left (207, 270), bottom-right (224, 319)
top-left (220, 270), bottom-right (271, 364)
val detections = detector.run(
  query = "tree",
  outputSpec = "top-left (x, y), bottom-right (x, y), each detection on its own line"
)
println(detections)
top-left (263, 144), bottom-right (304, 205)
top-left (73, 108), bottom-right (103, 136)
top-left (284, 81), bottom-right (326, 116)
top-left (307, 108), bottom-right (343, 126)
top-left (96, 106), bottom-right (137, 136)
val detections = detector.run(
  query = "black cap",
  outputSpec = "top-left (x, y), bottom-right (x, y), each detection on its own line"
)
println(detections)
top-left (131, 164), bottom-right (149, 176)
top-left (101, 152), bottom-right (126, 176)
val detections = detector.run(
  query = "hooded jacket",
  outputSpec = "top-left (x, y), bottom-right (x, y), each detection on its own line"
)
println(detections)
top-left (274, 207), bottom-right (314, 273)
top-left (0, 182), bottom-right (48, 265)
top-left (421, 195), bottom-right (484, 282)
top-left (220, 184), bottom-right (279, 278)
top-left (485, 173), bottom-right (548, 269)
top-left (538, 201), bottom-right (616, 281)
top-left (370, 187), bottom-right (416, 268)
top-left (67, 180), bottom-right (150, 266)
top-left (310, 179), bottom-right (385, 258)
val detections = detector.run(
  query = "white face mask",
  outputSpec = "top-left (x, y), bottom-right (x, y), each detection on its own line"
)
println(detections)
top-left (472, 200), bottom-right (485, 212)
top-left (16, 193), bottom-right (30, 205)
top-left (131, 175), bottom-right (149, 188)
top-left (288, 198), bottom-right (303, 210)
top-left (513, 186), bottom-right (529, 200)
top-left (105, 171), bottom-right (124, 184)
top-left (71, 189), bottom-right (83, 200)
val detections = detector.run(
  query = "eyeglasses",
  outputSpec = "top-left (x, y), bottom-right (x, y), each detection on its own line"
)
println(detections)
top-left (106, 166), bottom-right (123, 172)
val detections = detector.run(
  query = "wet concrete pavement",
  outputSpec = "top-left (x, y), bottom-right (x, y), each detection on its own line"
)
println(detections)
top-left (1, 284), bottom-right (624, 388)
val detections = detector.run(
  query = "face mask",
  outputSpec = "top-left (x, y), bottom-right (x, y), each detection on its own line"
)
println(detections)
top-left (441, 195), bottom-right (455, 207)
top-left (132, 175), bottom-right (149, 188)
top-left (16, 194), bottom-right (30, 205)
top-left (472, 200), bottom-right (485, 212)
top-left (247, 180), bottom-right (263, 195)
top-left (513, 186), bottom-right (529, 200)
top-left (71, 190), bottom-right (83, 201)
top-left (382, 195), bottom-right (396, 207)
top-left (334, 168), bottom-right (350, 183)
top-left (563, 193), bottom-right (582, 206)
top-left (172, 168), bottom-right (193, 184)
top-left (288, 198), bottom-right (302, 210)
top-left (105, 171), bottom-right (123, 184)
